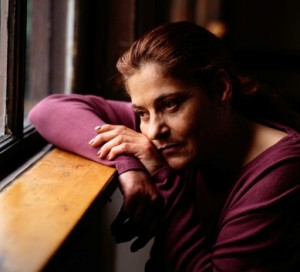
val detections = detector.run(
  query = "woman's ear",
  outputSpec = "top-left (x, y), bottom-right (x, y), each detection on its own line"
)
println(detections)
top-left (214, 69), bottom-right (232, 106)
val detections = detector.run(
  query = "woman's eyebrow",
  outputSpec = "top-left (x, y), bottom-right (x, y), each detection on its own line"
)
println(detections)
top-left (132, 104), bottom-right (142, 110)
top-left (156, 92), bottom-right (191, 104)
top-left (132, 92), bottom-right (189, 109)
top-left (132, 93), bottom-right (175, 109)
top-left (155, 93), bottom-right (175, 103)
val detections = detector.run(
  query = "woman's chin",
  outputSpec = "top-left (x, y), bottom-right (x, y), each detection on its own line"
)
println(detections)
top-left (167, 157), bottom-right (194, 171)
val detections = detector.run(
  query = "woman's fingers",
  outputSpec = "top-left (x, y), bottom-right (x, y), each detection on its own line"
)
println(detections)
top-left (111, 202), bottom-right (162, 251)
top-left (89, 125), bottom-right (131, 147)
top-left (89, 124), bottom-right (166, 174)
top-left (111, 208), bottom-right (137, 243)
top-left (111, 199), bottom-right (162, 250)
top-left (130, 219), bottom-right (158, 252)
top-left (89, 124), bottom-right (146, 158)
top-left (97, 134), bottom-right (141, 159)
top-left (112, 171), bottom-right (164, 250)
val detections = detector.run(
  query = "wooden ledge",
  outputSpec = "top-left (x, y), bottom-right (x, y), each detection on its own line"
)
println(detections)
top-left (0, 149), bottom-right (116, 272)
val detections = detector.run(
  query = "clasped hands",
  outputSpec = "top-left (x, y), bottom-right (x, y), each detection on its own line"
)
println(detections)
top-left (89, 124), bottom-right (167, 251)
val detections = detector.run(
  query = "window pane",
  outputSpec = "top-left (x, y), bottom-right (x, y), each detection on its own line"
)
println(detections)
top-left (24, 0), bottom-right (50, 126)
top-left (24, 0), bottom-right (76, 127)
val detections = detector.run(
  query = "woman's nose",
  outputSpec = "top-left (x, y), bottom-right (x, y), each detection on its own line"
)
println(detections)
top-left (147, 115), bottom-right (169, 140)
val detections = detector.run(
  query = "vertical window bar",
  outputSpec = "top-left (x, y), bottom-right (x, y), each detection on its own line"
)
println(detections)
top-left (0, 0), bottom-right (8, 137)
top-left (6, 0), bottom-right (27, 138)
top-left (65, 0), bottom-right (75, 94)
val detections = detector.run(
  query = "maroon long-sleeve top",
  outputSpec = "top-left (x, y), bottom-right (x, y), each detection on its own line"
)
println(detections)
top-left (29, 94), bottom-right (300, 271)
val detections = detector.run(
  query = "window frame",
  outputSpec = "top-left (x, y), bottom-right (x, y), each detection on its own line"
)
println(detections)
top-left (0, 0), bottom-right (47, 181)
top-left (0, 0), bottom-right (173, 181)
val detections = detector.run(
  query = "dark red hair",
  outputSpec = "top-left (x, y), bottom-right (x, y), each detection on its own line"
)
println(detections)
top-left (116, 21), bottom-right (300, 129)
top-left (117, 21), bottom-right (239, 93)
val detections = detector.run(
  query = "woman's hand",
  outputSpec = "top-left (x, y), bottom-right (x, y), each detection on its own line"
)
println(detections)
top-left (89, 124), bottom-right (167, 174)
top-left (111, 170), bottom-right (164, 252)
top-left (89, 124), bottom-right (166, 250)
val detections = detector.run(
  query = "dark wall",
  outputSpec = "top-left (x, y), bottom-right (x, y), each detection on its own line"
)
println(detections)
top-left (222, 0), bottom-right (300, 107)
top-left (72, 0), bottom-right (300, 108)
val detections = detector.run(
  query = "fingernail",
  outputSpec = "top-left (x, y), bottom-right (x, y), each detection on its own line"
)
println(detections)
top-left (89, 139), bottom-right (94, 145)
top-left (95, 125), bottom-right (102, 131)
top-left (97, 150), bottom-right (101, 156)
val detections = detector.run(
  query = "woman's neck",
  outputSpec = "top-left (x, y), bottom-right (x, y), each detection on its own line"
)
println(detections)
top-left (204, 112), bottom-right (287, 172)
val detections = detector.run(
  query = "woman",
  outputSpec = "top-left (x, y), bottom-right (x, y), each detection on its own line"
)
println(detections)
top-left (29, 22), bottom-right (300, 271)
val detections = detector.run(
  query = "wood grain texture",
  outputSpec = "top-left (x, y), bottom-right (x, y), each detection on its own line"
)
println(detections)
top-left (0, 149), bottom-right (116, 272)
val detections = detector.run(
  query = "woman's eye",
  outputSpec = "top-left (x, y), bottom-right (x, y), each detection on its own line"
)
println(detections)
top-left (163, 100), bottom-right (179, 111)
top-left (135, 110), bottom-right (149, 120)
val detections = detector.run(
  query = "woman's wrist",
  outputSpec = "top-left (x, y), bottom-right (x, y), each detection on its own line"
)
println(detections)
top-left (115, 156), bottom-right (146, 174)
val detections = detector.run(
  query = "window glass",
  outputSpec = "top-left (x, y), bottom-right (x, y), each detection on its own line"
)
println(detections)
top-left (24, 0), bottom-right (76, 127)
top-left (24, 0), bottom-right (32, 124)
top-left (24, 0), bottom-right (50, 127)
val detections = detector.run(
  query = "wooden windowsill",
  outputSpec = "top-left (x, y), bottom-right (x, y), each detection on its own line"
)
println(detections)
top-left (0, 148), bottom-right (117, 272)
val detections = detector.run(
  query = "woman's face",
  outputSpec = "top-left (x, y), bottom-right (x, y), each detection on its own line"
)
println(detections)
top-left (126, 63), bottom-right (229, 170)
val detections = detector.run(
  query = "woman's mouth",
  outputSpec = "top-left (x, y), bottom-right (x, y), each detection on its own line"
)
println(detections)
top-left (158, 144), bottom-right (182, 155)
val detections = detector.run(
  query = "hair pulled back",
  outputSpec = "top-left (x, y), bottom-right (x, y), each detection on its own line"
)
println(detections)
top-left (117, 21), bottom-right (238, 92)
top-left (116, 21), bottom-right (300, 129)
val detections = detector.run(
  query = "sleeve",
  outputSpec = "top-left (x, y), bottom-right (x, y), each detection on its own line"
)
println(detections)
top-left (29, 94), bottom-right (145, 174)
top-left (146, 158), bottom-right (300, 272)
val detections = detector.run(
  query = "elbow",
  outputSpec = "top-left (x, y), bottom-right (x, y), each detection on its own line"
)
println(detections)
top-left (28, 94), bottom-right (62, 127)
top-left (28, 100), bottom-right (42, 127)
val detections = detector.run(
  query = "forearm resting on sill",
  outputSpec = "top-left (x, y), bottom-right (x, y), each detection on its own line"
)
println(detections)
top-left (0, 148), bottom-right (117, 272)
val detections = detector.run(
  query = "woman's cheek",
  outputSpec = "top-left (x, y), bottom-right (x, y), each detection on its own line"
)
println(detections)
top-left (140, 123), bottom-right (148, 135)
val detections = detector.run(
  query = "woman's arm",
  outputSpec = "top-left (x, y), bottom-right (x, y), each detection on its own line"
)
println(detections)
top-left (29, 94), bottom-right (144, 172)
top-left (29, 94), bottom-right (164, 250)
